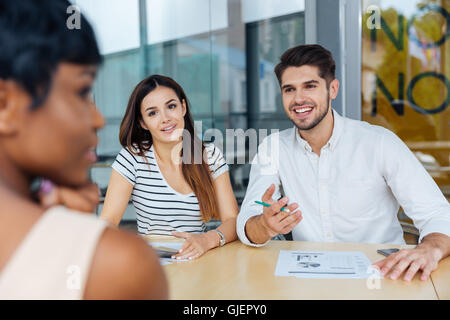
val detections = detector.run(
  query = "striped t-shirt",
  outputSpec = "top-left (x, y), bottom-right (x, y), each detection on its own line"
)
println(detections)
top-left (111, 143), bottom-right (228, 236)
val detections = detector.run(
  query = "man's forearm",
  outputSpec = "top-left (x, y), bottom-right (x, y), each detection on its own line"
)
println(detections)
top-left (245, 215), bottom-right (272, 244)
top-left (419, 232), bottom-right (450, 261)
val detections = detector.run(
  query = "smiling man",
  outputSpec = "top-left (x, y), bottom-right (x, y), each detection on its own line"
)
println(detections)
top-left (236, 44), bottom-right (450, 282)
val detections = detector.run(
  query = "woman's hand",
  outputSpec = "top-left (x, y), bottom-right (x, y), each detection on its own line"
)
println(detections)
top-left (37, 179), bottom-right (100, 213)
top-left (171, 231), bottom-right (220, 260)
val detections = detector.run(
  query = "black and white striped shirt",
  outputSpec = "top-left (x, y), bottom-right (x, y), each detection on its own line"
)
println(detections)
top-left (111, 143), bottom-right (228, 236)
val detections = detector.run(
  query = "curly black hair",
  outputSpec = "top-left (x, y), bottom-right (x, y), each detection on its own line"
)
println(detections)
top-left (0, 0), bottom-right (102, 109)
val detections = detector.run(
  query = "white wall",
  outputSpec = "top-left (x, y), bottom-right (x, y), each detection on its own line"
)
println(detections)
top-left (241, 0), bottom-right (305, 23)
top-left (146, 0), bottom-right (228, 45)
top-left (75, 0), bottom-right (141, 55)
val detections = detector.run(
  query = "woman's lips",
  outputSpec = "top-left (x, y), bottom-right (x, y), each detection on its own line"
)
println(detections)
top-left (84, 148), bottom-right (97, 163)
top-left (161, 124), bottom-right (176, 134)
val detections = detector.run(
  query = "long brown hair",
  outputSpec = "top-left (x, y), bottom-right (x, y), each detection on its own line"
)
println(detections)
top-left (119, 75), bottom-right (219, 222)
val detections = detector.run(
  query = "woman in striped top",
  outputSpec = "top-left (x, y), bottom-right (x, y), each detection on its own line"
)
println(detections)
top-left (100, 75), bottom-right (239, 260)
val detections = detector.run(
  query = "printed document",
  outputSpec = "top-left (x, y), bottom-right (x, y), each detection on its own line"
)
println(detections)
top-left (275, 250), bottom-right (377, 279)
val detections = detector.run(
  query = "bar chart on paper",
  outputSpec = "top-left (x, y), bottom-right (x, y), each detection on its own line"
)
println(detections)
top-left (274, 250), bottom-right (377, 279)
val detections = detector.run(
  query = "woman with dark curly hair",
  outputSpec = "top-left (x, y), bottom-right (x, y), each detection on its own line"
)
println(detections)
top-left (0, 0), bottom-right (167, 299)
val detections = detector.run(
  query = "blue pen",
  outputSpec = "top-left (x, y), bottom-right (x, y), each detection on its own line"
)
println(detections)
top-left (255, 201), bottom-right (291, 213)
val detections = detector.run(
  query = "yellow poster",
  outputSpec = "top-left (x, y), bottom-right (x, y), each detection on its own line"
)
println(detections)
top-left (362, 0), bottom-right (450, 196)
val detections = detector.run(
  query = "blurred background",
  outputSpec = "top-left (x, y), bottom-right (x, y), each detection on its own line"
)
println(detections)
top-left (74, 0), bottom-right (449, 243)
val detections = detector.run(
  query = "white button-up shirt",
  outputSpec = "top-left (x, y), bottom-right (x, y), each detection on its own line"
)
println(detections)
top-left (237, 109), bottom-right (450, 246)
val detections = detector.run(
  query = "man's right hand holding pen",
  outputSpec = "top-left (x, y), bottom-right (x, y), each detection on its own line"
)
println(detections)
top-left (244, 184), bottom-right (303, 244)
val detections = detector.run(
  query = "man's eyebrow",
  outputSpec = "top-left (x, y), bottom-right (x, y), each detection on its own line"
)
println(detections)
top-left (281, 80), bottom-right (320, 90)
top-left (303, 80), bottom-right (320, 85)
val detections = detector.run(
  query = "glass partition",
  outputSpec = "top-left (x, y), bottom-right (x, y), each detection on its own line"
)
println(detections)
top-left (80, 0), bottom-right (305, 220)
top-left (362, 0), bottom-right (450, 201)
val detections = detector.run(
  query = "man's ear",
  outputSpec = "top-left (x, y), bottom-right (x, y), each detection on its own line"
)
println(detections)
top-left (329, 78), bottom-right (340, 100)
top-left (0, 79), bottom-right (24, 135)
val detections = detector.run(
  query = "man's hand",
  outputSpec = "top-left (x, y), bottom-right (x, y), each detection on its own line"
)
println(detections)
top-left (372, 240), bottom-right (446, 282)
top-left (37, 180), bottom-right (100, 213)
top-left (247, 184), bottom-right (302, 243)
top-left (260, 184), bottom-right (303, 237)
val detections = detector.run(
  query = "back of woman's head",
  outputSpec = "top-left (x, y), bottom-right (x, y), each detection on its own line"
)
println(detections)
top-left (0, 0), bottom-right (104, 187)
top-left (0, 0), bottom-right (102, 109)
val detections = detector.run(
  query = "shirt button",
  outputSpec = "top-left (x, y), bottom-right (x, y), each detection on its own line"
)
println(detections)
top-left (327, 232), bottom-right (332, 238)
top-left (321, 210), bottom-right (327, 215)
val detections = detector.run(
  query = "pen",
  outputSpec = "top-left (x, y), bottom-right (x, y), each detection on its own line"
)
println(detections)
top-left (255, 201), bottom-right (291, 213)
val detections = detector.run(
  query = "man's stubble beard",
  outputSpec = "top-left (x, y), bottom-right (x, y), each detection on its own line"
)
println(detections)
top-left (291, 90), bottom-right (330, 131)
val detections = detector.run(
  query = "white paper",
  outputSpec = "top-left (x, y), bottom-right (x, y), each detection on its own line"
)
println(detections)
top-left (148, 242), bottom-right (188, 265)
top-left (149, 242), bottom-right (184, 251)
top-left (275, 251), bottom-right (378, 279)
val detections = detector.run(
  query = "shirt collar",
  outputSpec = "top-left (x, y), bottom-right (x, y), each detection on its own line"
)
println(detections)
top-left (295, 127), bottom-right (312, 153)
top-left (328, 109), bottom-right (344, 151)
top-left (295, 108), bottom-right (344, 153)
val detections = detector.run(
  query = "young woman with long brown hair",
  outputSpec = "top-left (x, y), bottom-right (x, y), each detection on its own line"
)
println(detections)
top-left (100, 75), bottom-right (238, 260)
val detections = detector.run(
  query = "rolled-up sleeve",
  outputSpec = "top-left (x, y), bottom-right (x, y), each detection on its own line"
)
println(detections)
top-left (379, 129), bottom-right (450, 243)
top-left (237, 135), bottom-right (283, 247)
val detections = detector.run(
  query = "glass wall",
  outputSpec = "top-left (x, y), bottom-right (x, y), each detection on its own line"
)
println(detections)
top-left (362, 0), bottom-right (450, 202)
top-left (78, 0), bottom-right (306, 220)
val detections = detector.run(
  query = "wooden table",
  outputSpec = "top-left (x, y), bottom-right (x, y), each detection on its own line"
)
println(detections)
top-left (429, 255), bottom-right (450, 299)
top-left (145, 239), bottom-right (449, 300)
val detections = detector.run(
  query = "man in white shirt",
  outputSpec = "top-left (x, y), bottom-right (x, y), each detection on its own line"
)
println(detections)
top-left (237, 44), bottom-right (450, 282)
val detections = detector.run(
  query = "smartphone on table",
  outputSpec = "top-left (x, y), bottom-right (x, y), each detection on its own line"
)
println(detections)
top-left (377, 248), bottom-right (400, 257)
top-left (154, 246), bottom-right (179, 258)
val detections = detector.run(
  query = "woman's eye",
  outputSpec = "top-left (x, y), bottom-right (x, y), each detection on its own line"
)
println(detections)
top-left (168, 103), bottom-right (177, 109)
top-left (148, 111), bottom-right (157, 116)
